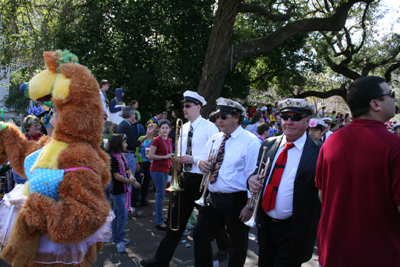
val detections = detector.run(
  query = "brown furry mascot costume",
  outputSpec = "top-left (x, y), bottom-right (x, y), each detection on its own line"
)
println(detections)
top-left (0, 50), bottom-right (111, 267)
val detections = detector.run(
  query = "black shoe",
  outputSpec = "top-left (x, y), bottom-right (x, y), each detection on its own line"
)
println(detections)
top-left (140, 258), bottom-right (169, 267)
top-left (155, 224), bottom-right (168, 231)
top-left (213, 250), bottom-right (229, 261)
top-left (141, 201), bottom-right (149, 206)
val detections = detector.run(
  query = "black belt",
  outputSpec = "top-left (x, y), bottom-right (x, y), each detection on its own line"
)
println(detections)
top-left (209, 191), bottom-right (246, 196)
top-left (184, 172), bottom-right (202, 177)
top-left (265, 214), bottom-right (292, 224)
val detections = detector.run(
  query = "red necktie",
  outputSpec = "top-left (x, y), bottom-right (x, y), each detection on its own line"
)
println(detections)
top-left (209, 135), bottom-right (230, 184)
top-left (262, 142), bottom-right (295, 212)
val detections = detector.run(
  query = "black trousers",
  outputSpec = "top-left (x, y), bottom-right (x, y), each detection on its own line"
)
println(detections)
top-left (258, 214), bottom-right (300, 267)
top-left (132, 161), bottom-right (152, 206)
top-left (193, 191), bottom-right (249, 267)
top-left (155, 172), bottom-right (203, 263)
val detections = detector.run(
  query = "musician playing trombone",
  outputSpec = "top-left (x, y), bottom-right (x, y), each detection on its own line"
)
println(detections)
top-left (141, 91), bottom-right (218, 267)
top-left (195, 97), bottom-right (260, 267)
top-left (248, 98), bottom-right (321, 267)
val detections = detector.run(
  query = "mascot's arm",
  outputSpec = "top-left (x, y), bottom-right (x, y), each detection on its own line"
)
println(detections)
top-left (0, 123), bottom-right (50, 177)
top-left (19, 146), bottom-right (111, 244)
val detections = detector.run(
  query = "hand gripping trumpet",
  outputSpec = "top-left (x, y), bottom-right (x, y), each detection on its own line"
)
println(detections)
top-left (195, 141), bottom-right (217, 207)
top-left (245, 147), bottom-right (271, 228)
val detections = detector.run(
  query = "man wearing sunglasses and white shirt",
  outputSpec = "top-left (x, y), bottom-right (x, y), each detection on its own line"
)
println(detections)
top-left (195, 97), bottom-right (260, 267)
top-left (248, 98), bottom-right (322, 267)
top-left (141, 90), bottom-right (219, 267)
top-left (316, 76), bottom-right (400, 267)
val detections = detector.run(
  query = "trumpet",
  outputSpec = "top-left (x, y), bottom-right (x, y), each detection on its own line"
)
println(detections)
top-left (195, 142), bottom-right (217, 207)
top-left (245, 147), bottom-right (271, 228)
top-left (167, 118), bottom-right (184, 231)
top-left (198, 140), bottom-right (215, 192)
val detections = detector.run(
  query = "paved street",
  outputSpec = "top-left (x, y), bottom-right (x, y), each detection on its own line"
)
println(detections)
top-left (0, 190), bottom-right (319, 267)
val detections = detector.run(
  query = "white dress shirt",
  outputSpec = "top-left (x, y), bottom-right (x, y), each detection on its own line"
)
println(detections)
top-left (325, 130), bottom-right (333, 140)
top-left (179, 116), bottom-right (219, 174)
top-left (264, 132), bottom-right (307, 219)
top-left (100, 90), bottom-right (107, 114)
top-left (201, 126), bottom-right (260, 195)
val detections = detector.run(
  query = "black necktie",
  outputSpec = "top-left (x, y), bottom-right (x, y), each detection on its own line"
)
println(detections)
top-left (184, 125), bottom-right (193, 171)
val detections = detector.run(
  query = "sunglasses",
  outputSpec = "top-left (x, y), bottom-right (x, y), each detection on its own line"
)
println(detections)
top-left (183, 104), bottom-right (195, 109)
top-left (215, 114), bottom-right (232, 120)
top-left (281, 114), bottom-right (307, 122)
top-left (374, 90), bottom-right (395, 99)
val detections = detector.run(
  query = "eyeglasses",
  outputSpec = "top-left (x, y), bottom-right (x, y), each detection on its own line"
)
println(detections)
top-left (374, 90), bottom-right (395, 99)
top-left (281, 114), bottom-right (307, 122)
top-left (215, 114), bottom-right (232, 120)
top-left (123, 134), bottom-right (127, 140)
top-left (183, 104), bottom-right (195, 109)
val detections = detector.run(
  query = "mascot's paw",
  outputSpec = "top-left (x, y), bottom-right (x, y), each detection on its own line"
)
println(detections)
top-left (0, 213), bottom-right (41, 267)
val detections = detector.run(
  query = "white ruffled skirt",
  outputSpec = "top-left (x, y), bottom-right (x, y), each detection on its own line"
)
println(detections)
top-left (0, 185), bottom-right (114, 264)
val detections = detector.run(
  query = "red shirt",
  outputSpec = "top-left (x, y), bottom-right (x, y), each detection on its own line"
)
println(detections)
top-left (25, 132), bottom-right (44, 141)
top-left (150, 136), bottom-right (172, 173)
top-left (316, 119), bottom-right (400, 267)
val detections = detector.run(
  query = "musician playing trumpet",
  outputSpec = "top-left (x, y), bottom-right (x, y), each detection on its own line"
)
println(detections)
top-left (141, 91), bottom-right (218, 267)
top-left (247, 98), bottom-right (321, 267)
top-left (195, 98), bottom-right (260, 267)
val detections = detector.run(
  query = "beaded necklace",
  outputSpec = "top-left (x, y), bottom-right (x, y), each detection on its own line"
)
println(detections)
top-left (111, 152), bottom-right (131, 210)
top-left (160, 135), bottom-right (172, 169)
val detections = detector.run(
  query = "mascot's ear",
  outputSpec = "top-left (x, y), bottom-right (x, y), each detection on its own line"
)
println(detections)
top-left (43, 51), bottom-right (59, 73)
top-left (59, 63), bottom-right (75, 79)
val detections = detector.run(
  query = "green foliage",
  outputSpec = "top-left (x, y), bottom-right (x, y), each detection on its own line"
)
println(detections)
top-left (53, 0), bottom-right (215, 121)
top-left (2, 68), bottom-right (35, 115)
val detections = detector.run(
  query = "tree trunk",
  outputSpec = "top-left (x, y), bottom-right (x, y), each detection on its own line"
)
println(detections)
top-left (197, 0), bottom-right (373, 117)
top-left (197, 0), bottom-right (243, 116)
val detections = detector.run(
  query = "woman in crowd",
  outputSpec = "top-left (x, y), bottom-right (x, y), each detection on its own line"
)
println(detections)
top-left (12, 115), bottom-right (44, 184)
top-left (148, 120), bottom-right (173, 231)
top-left (246, 111), bottom-right (263, 136)
top-left (308, 118), bottom-right (327, 142)
top-left (107, 134), bottom-right (140, 253)
top-left (344, 113), bottom-right (351, 125)
top-left (23, 115), bottom-right (44, 141)
top-left (137, 123), bottom-right (157, 207)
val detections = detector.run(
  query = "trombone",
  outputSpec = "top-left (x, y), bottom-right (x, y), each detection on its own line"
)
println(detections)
top-left (195, 141), bottom-right (217, 207)
top-left (245, 147), bottom-right (271, 228)
top-left (167, 118), bottom-right (184, 231)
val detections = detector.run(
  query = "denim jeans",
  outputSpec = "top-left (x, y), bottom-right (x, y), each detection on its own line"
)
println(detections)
top-left (111, 193), bottom-right (127, 243)
top-left (123, 153), bottom-right (137, 176)
top-left (150, 171), bottom-right (169, 225)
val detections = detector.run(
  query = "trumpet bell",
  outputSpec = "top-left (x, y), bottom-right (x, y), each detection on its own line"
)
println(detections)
top-left (244, 217), bottom-right (258, 228)
top-left (166, 182), bottom-right (184, 192)
top-left (194, 197), bottom-right (207, 207)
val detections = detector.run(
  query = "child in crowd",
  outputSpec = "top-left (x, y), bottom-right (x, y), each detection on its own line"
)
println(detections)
top-left (148, 120), bottom-right (173, 231)
top-left (257, 123), bottom-right (270, 143)
top-left (107, 134), bottom-right (140, 253)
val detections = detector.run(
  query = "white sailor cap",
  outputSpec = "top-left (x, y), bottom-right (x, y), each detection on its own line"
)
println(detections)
top-left (322, 117), bottom-right (333, 123)
top-left (309, 118), bottom-right (328, 129)
top-left (278, 98), bottom-right (315, 115)
top-left (215, 97), bottom-right (246, 115)
top-left (260, 106), bottom-right (267, 111)
top-left (182, 90), bottom-right (207, 106)
top-left (392, 122), bottom-right (400, 130)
